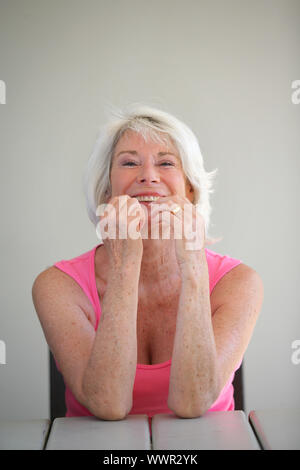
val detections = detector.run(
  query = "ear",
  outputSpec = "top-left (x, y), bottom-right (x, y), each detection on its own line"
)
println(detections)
top-left (185, 181), bottom-right (195, 204)
top-left (185, 177), bottom-right (194, 193)
top-left (104, 187), bottom-right (111, 203)
top-left (188, 180), bottom-right (194, 194)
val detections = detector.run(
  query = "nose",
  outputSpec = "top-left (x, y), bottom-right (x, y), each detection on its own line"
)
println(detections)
top-left (137, 161), bottom-right (160, 184)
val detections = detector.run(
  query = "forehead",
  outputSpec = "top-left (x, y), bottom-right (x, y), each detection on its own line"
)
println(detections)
top-left (113, 129), bottom-right (178, 155)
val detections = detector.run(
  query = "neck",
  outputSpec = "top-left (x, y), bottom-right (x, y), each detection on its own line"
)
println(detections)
top-left (95, 239), bottom-right (181, 287)
top-left (139, 238), bottom-right (180, 284)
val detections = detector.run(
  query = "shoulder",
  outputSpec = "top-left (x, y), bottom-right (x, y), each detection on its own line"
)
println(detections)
top-left (32, 266), bottom-right (94, 320)
top-left (32, 266), bottom-right (64, 290)
top-left (32, 266), bottom-right (81, 307)
top-left (210, 263), bottom-right (264, 314)
top-left (33, 265), bottom-right (77, 290)
top-left (220, 262), bottom-right (263, 287)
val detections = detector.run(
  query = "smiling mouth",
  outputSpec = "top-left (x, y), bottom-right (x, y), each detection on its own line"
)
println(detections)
top-left (134, 195), bottom-right (162, 202)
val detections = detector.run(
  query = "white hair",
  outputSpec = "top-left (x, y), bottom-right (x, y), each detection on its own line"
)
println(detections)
top-left (83, 103), bottom-right (221, 245)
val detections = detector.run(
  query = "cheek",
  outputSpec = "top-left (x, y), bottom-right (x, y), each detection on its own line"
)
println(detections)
top-left (110, 169), bottom-right (133, 196)
top-left (174, 175), bottom-right (190, 194)
top-left (110, 169), bottom-right (123, 190)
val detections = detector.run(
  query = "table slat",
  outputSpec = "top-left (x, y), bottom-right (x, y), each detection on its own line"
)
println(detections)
top-left (152, 411), bottom-right (260, 450)
top-left (45, 415), bottom-right (151, 450)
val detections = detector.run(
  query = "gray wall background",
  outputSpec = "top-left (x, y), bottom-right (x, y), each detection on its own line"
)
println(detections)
top-left (0, 0), bottom-right (299, 420)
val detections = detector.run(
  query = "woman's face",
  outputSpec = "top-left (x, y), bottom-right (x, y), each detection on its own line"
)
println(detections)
top-left (109, 129), bottom-right (194, 203)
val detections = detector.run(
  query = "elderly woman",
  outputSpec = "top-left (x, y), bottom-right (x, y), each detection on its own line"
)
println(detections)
top-left (32, 104), bottom-right (263, 421)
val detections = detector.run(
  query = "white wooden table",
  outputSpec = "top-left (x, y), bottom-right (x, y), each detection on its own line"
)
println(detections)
top-left (0, 411), bottom-right (265, 450)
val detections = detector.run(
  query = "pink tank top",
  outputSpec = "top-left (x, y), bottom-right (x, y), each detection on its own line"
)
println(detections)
top-left (53, 244), bottom-right (242, 419)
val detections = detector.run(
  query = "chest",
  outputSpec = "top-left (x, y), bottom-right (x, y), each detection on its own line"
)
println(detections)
top-left (95, 276), bottom-right (181, 365)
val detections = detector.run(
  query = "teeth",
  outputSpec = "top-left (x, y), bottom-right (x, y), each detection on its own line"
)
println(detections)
top-left (135, 196), bottom-right (160, 202)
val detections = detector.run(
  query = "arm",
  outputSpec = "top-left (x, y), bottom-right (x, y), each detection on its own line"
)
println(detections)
top-left (32, 262), bottom-right (141, 421)
top-left (168, 248), bottom-right (219, 417)
top-left (82, 262), bottom-right (140, 419)
top-left (168, 250), bottom-right (264, 418)
top-left (32, 196), bottom-right (145, 420)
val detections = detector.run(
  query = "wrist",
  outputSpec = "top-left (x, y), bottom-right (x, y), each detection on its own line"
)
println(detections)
top-left (180, 258), bottom-right (208, 287)
top-left (108, 260), bottom-right (141, 280)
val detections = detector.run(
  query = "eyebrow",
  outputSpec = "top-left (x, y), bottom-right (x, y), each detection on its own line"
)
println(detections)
top-left (115, 150), bottom-right (177, 158)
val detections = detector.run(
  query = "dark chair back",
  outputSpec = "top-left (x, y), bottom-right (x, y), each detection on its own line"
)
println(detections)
top-left (49, 350), bottom-right (244, 419)
top-left (49, 351), bottom-right (66, 420)
top-left (232, 363), bottom-right (244, 410)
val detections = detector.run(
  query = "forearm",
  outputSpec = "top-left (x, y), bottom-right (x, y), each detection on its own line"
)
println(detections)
top-left (82, 264), bottom-right (140, 419)
top-left (168, 252), bottom-right (219, 417)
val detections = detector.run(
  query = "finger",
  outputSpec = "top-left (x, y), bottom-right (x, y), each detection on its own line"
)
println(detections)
top-left (128, 200), bottom-right (147, 230)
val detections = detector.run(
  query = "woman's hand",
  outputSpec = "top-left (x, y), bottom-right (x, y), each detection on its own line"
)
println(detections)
top-left (98, 195), bottom-right (146, 269)
top-left (150, 196), bottom-right (206, 270)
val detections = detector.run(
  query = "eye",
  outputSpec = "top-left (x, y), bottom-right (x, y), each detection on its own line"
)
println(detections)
top-left (122, 161), bottom-right (138, 166)
top-left (159, 161), bottom-right (175, 166)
